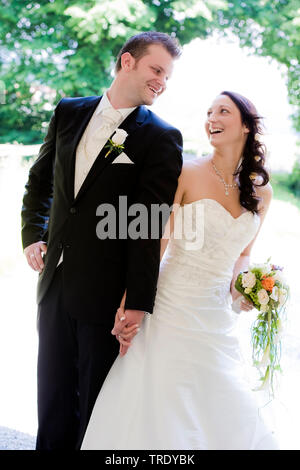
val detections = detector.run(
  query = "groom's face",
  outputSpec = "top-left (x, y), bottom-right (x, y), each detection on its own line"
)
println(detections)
top-left (125, 44), bottom-right (174, 106)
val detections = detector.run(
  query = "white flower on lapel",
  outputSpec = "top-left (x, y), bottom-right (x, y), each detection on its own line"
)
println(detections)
top-left (104, 128), bottom-right (128, 158)
top-left (112, 128), bottom-right (128, 145)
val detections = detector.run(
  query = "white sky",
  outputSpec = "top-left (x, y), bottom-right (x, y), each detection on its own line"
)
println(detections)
top-left (152, 34), bottom-right (298, 172)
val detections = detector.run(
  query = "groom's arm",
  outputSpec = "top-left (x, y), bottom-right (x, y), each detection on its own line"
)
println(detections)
top-left (124, 127), bottom-right (183, 314)
top-left (21, 101), bottom-right (62, 271)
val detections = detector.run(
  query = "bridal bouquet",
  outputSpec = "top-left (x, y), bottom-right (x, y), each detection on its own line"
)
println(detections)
top-left (235, 260), bottom-right (289, 396)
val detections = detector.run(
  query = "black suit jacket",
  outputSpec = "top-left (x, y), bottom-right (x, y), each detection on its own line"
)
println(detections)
top-left (21, 96), bottom-right (183, 324)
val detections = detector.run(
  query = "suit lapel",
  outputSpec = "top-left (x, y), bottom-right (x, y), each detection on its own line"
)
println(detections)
top-left (73, 105), bottom-right (148, 204)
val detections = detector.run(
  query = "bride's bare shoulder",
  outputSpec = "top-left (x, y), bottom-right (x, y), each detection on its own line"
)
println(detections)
top-left (256, 182), bottom-right (273, 213)
top-left (256, 182), bottom-right (273, 199)
top-left (176, 156), bottom-right (211, 205)
top-left (180, 155), bottom-right (210, 176)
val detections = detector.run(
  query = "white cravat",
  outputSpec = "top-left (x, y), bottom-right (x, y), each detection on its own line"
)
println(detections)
top-left (57, 93), bottom-right (136, 266)
top-left (75, 98), bottom-right (123, 198)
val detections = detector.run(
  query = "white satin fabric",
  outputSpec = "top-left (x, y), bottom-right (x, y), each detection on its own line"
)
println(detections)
top-left (82, 199), bottom-right (279, 450)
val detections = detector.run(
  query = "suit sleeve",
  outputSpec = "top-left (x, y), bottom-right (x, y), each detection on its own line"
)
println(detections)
top-left (124, 127), bottom-right (183, 313)
top-left (21, 101), bottom-right (61, 249)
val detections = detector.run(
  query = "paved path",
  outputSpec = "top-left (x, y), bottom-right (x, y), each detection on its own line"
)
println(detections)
top-left (0, 426), bottom-right (35, 450)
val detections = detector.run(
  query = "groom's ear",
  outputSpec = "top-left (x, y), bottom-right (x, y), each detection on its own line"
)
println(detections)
top-left (120, 52), bottom-right (135, 72)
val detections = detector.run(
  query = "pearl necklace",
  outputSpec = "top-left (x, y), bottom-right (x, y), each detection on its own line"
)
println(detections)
top-left (211, 160), bottom-right (238, 196)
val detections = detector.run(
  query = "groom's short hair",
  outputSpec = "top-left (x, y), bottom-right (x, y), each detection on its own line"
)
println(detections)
top-left (115, 31), bottom-right (181, 72)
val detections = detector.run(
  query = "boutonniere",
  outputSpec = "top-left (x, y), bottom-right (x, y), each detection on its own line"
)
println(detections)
top-left (104, 128), bottom-right (128, 158)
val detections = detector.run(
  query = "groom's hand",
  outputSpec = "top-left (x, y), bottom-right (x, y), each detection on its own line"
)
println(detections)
top-left (24, 241), bottom-right (47, 273)
top-left (112, 308), bottom-right (145, 356)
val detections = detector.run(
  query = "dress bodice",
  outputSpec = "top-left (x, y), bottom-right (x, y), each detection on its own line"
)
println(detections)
top-left (159, 199), bottom-right (260, 298)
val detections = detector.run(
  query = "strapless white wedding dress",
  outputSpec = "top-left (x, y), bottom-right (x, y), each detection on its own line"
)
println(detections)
top-left (81, 199), bottom-right (279, 450)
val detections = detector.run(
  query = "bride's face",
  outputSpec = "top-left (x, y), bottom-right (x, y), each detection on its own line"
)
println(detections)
top-left (205, 95), bottom-right (249, 148)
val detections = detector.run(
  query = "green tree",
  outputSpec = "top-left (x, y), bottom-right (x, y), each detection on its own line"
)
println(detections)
top-left (217, 0), bottom-right (300, 131)
top-left (0, 0), bottom-right (299, 143)
top-left (0, 0), bottom-right (213, 142)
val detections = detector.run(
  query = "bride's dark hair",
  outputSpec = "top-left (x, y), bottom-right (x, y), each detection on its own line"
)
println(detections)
top-left (221, 91), bottom-right (270, 214)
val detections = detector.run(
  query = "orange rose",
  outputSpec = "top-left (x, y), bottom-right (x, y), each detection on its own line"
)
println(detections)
top-left (261, 276), bottom-right (275, 292)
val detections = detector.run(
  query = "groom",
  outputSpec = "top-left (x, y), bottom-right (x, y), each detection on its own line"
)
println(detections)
top-left (21, 31), bottom-right (183, 450)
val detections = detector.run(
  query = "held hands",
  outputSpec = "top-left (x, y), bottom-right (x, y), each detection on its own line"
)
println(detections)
top-left (111, 307), bottom-right (145, 357)
top-left (24, 241), bottom-right (47, 273)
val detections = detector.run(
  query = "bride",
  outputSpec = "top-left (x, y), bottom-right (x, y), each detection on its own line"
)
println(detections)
top-left (81, 91), bottom-right (279, 450)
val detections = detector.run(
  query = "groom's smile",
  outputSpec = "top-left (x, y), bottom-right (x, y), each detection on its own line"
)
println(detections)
top-left (147, 83), bottom-right (163, 98)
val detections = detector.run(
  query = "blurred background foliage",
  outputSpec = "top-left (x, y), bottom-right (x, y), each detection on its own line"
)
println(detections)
top-left (0, 0), bottom-right (299, 196)
top-left (0, 0), bottom-right (299, 143)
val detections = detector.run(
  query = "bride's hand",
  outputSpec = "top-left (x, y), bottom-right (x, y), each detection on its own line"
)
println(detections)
top-left (112, 307), bottom-right (143, 356)
top-left (118, 323), bottom-right (140, 356)
top-left (231, 286), bottom-right (253, 313)
top-left (232, 293), bottom-right (253, 312)
top-left (239, 298), bottom-right (253, 312)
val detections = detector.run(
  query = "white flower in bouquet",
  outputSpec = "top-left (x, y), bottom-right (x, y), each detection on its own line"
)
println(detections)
top-left (242, 271), bottom-right (256, 289)
top-left (260, 304), bottom-right (268, 313)
top-left (278, 289), bottom-right (288, 308)
top-left (257, 288), bottom-right (269, 306)
top-left (255, 367), bottom-right (271, 391)
top-left (270, 285), bottom-right (279, 302)
top-left (259, 344), bottom-right (271, 367)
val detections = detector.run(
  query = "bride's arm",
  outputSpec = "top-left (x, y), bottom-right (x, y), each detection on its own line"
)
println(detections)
top-left (160, 237), bottom-right (169, 261)
top-left (160, 168), bottom-right (186, 261)
top-left (231, 183), bottom-right (273, 307)
top-left (119, 290), bottom-right (126, 309)
top-left (159, 203), bottom-right (181, 261)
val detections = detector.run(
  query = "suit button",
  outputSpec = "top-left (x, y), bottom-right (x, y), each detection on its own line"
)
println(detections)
top-left (70, 207), bottom-right (76, 214)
